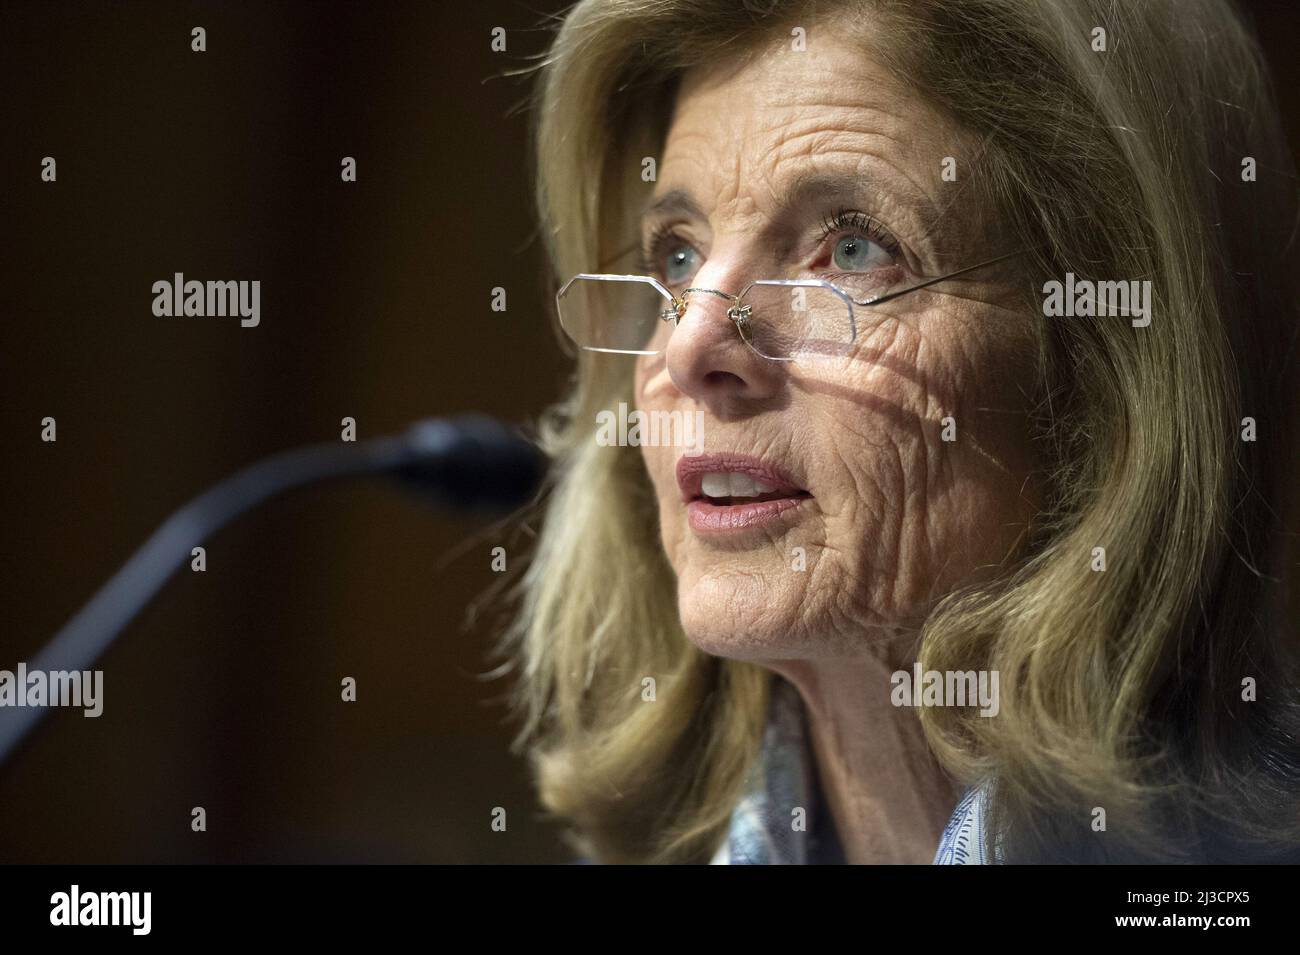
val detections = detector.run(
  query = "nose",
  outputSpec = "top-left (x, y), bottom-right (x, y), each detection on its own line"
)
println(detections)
top-left (664, 275), bottom-right (784, 408)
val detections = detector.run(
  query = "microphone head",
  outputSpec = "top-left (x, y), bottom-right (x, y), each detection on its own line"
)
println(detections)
top-left (394, 415), bottom-right (547, 512)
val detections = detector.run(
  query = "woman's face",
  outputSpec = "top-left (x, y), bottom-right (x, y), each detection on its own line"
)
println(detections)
top-left (634, 28), bottom-right (1039, 661)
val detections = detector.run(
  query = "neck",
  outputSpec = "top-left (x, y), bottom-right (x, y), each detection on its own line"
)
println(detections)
top-left (764, 644), bottom-right (959, 864)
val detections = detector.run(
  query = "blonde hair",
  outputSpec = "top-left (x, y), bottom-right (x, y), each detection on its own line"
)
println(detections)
top-left (494, 0), bottom-right (1300, 863)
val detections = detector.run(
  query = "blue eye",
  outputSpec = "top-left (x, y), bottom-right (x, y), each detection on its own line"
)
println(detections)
top-left (832, 234), bottom-right (891, 272)
top-left (662, 244), bottom-right (699, 286)
top-left (641, 224), bottom-right (701, 287)
top-left (820, 209), bottom-right (900, 275)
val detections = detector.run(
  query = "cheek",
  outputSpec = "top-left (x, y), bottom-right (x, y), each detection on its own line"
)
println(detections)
top-left (803, 315), bottom-right (1035, 614)
top-left (794, 339), bottom-right (935, 617)
top-left (633, 357), bottom-right (687, 556)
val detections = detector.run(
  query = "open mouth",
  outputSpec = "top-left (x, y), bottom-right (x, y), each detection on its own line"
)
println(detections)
top-left (676, 455), bottom-right (812, 533)
top-left (696, 472), bottom-right (812, 507)
top-left (701, 494), bottom-right (807, 506)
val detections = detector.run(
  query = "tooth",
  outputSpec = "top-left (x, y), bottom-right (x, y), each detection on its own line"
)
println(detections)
top-left (732, 474), bottom-right (777, 497)
top-left (700, 472), bottom-right (780, 499)
top-left (701, 473), bottom-right (731, 498)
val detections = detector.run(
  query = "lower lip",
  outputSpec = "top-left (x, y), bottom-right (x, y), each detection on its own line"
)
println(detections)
top-left (686, 496), bottom-right (808, 534)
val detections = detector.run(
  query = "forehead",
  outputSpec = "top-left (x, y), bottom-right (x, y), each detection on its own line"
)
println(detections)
top-left (656, 28), bottom-right (963, 225)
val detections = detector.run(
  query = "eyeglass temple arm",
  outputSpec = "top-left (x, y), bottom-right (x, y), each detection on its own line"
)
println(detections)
top-left (852, 247), bottom-right (1032, 307)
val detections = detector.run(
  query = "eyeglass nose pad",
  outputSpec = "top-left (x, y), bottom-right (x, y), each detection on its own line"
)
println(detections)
top-left (664, 294), bottom-right (688, 325)
top-left (727, 302), bottom-right (755, 345)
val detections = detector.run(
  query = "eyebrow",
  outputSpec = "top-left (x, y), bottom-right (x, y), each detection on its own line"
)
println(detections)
top-left (639, 169), bottom-right (944, 238)
top-left (640, 187), bottom-right (706, 224)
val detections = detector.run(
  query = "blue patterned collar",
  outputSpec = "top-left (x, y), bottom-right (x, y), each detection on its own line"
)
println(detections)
top-left (711, 678), bottom-right (998, 864)
top-left (710, 677), bottom-right (843, 864)
top-left (933, 784), bottom-right (1001, 863)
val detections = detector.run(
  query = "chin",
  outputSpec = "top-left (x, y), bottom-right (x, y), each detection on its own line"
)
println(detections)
top-left (674, 563), bottom-right (816, 660)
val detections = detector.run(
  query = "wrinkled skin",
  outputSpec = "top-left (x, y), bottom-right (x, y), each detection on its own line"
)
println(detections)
top-left (631, 26), bottom-right (1040, 862)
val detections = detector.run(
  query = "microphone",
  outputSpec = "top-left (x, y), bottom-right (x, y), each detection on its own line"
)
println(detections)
top-left (0, 415), bottom-right (546, 765)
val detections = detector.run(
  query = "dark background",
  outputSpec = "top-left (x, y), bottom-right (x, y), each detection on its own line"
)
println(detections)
top-left (0, 0), bottom-right (1296, 863)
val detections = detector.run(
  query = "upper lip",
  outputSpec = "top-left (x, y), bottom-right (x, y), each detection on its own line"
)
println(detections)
top-left (675, 452), bottom-right (808, 502)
